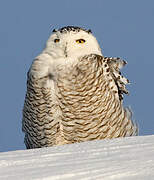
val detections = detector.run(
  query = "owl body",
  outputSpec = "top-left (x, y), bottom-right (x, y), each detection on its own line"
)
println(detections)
top-left (22, 26), bottom-right (138, 149)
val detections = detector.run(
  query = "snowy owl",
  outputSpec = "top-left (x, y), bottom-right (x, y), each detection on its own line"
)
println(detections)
top-left (22, 26), bottom-right (138, 149)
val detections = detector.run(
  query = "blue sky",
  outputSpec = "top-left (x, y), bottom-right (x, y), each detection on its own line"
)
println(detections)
top-left (0, 0), bottom-right (154, 152)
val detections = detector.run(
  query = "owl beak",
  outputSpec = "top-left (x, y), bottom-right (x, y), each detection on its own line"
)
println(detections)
top-left (64, 44), bottom-right (68, 57)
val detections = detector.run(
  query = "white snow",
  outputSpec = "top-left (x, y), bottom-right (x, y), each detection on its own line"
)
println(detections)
top-left (0, 135), bottom-right (154, 180)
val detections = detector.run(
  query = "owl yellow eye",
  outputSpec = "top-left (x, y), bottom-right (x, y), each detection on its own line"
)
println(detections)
top-left (76, 39), bottom-right (86, 44)
top-left (54, 39), bottom-right (60, 43)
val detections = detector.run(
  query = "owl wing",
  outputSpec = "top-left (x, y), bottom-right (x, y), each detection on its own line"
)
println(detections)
top-left (75, 54), bottom-right (138, 137)
top-left (77, 54), bottom-right (129, 101)
top-left (22, 55), bottom-right (60, 149)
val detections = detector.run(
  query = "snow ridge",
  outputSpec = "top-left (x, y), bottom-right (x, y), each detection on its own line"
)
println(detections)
top-left (0, 135), bottom-right (154, 180)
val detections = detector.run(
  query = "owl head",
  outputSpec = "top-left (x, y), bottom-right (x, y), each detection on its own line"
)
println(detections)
top-left (43, 26), bottom-right (102, 59)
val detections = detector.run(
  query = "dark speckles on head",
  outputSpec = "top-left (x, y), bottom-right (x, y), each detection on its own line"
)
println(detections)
top-left (52, 29), bottom-right (58, 33)
top-left (87, 29), bottom-right (92, 33)
top-left (52, 26), bottom-right (92, 34)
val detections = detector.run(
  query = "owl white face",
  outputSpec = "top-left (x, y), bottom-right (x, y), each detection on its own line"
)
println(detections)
top-left (44, 27), bottom-right (102, 59)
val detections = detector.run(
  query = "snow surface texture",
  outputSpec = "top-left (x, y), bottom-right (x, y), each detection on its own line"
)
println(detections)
top-left (0, 135), bottom-right (154, 180)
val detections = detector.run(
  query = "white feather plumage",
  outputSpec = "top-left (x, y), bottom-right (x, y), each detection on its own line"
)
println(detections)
top-left (22, 26), bottom-right (138, 149)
